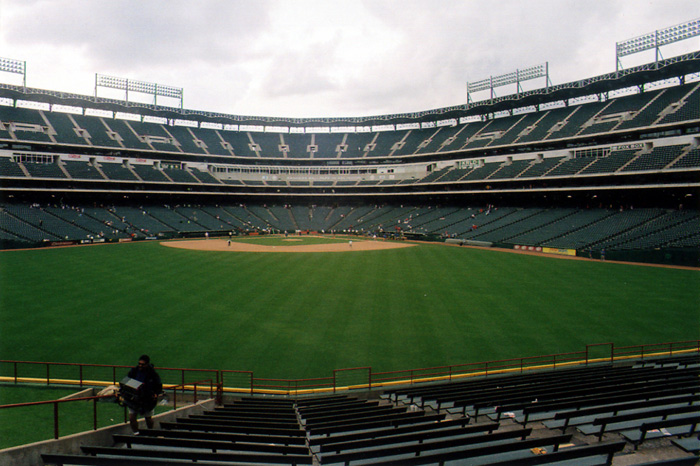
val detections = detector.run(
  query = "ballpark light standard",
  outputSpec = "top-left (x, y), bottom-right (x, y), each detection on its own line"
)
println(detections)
top-left (466, 63), bottom-right (550, 110)
top-left (95, 73), bottom-right (184, 112)
top-left (0, 57), bottom-right (27, 91)
top-left (616, 17), bottom-right (700, 76)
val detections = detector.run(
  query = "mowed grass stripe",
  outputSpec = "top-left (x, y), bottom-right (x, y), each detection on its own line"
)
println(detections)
top-left (0, 241), bottom-right (698, 380)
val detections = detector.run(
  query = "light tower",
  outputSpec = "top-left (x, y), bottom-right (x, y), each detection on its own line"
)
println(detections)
top-left (0, 57), bottom-right (26, 90)
top-left (616, 18), bottom-right (700, 75)
top-left (95, 73), bottom-right (184, 111)
top-left (467, 63), bottom-right (550, 110)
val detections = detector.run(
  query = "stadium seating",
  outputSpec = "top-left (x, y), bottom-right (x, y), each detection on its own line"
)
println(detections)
top-left (2, 203), bottom-right (696, 254)
top-left (622, 144), bottom-right (688, 172)
top-left (579, 149), bottom-right (640, 175)
top-left (129, 164), bottom-right (170, 182)
top-left (61, 160), bottom-right (105, 180)
top-left (44, 112), bottom-right (91, 146)
top-left (38, 355), bottom-right (699, 465)
top-left (658, 83), bottom-right (700, 125)
top-left (22, 160), bottom-right (67, 179)
top-left (0, 157), bottom-right (26, 177)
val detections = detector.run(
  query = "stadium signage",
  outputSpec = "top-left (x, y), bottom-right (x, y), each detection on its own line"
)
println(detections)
top-left (612, 143), bottom-right (643, 151)
top-left (542, 247), bottom-right (577, 256)
top-left (48, 241), bottom-right (75, 247)
top-left (456, 159), bottom-right (484, 169)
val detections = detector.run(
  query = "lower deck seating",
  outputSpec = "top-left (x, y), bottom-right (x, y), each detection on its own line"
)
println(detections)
top-left (41, 355), bottom-right (699, 466)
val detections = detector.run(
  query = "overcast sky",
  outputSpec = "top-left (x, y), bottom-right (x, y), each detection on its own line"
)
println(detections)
top-left (1, 0), bottom-right (699, 119)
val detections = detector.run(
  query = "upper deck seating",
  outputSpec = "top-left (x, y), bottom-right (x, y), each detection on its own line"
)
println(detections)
top-left (162, 125), bottom-right (206, 154)
top-left (283, 132), bottom-right (313, 159)
top-left (515, 106), bottom-right (575, 144)
top-left (658, 83), bottom-right (700, 125)
top-left (577, 91), bottom-right (660, 136)
top-left (468, 113), bottom-right (524, 149)
top-left (371, 130), bottom-right (407, 156)
top-left (61, 160), bottom-right (104, 180)
top-left (188, 168), bottom-right (221, 184)
top-left (70, 115), bottom-right (121, 148)
top-left (105, 119), bottom-right (151, 151)
top-left (414, 125), bottom-right (463, 154)
top-left (314, 132), bottom-right (345, 159)
top-left (437, 120), bottom-right (487, 152)
top-left (393, 127), bottom-right (437, 156)
top-left (98, 162), bottom-right (139, 181)
top-left (489, 159), bottom-right (532, 180)
top-left (218, 130), bottom-right (259, 157)
top-left (130, 164), bottom-right (170, 182)
top-left (0, 157), bottom-right (26, 177)
top-left (188, 126), bottom-right (232, 156)
top-left (492, 112), bottom-right (542, 147)
top-left (340, 133), bottom-right (374, 158)
top-left (250, 132), bottom-right (283, 158)
top-left (669, 147), bottom-right (700, 170)
top-left (0, 106), bottom-right (53, 143)
top-left (162, 166), bottom-right (199, 183)
top-left (22, 160), bottom-right (66, 179)
top-left (621, 144), bottom-right (687, 172)
top-left (616, 85), bottom-right (689, 130)
top-left (460, 161), bottom-right (503, 181)
top-left (517, 156), bottom-right (565, 178)
top-left (44, 112), bottom-right (90, 146)
top-left (579, 149), bottom-right (640, 175)
top-left (543, 156), bottom-right (595, 177)
top-left (546, 101), bottom-right (607, 140)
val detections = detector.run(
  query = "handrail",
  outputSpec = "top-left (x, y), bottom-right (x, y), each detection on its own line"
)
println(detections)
top-left (0, 395), bottom-right (117, 439)
top-left (2, 340), bottom-right (698, 397)
top-left (168, 379), bottom-right (221, 408)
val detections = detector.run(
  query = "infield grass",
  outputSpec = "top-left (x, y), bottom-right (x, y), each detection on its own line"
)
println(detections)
top-left (1, 238), bottom-right (698, 381)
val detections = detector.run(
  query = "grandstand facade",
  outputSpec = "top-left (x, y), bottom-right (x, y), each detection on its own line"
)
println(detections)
top-left (0, 52), bottom-right (699, 265)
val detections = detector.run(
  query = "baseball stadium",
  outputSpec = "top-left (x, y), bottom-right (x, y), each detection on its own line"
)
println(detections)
top-left (0, 15), bottom-right (699, 466)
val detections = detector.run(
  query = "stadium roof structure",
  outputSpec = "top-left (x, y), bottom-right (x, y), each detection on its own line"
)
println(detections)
top-left (0, 51), bottom-right (699, 126)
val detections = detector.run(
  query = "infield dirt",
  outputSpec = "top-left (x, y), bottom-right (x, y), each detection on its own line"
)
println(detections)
top-left (162, 238), bottom-right (416, 253)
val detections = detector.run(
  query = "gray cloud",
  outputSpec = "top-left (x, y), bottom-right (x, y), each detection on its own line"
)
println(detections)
top-left (2, 0), bottom-right (699, 118)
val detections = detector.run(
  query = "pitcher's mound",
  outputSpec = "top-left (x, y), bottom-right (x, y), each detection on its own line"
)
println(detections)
top-left (162, 238), bottom-right (415, 253)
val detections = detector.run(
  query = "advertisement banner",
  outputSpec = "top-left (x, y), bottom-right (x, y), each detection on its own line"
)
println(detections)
top-left (542, 247), bottom-right (577, 256)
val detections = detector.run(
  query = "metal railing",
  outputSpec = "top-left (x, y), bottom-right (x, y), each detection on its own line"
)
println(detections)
top-left (168, 379), bottom-right (221, 409)
top-left (0, 394), bottom-right (117, 440)
top-left (2, 340), bottom-right (698, 397)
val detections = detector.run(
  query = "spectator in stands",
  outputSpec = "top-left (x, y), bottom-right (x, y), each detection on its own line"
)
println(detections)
top-left (127, 354), bottom-right (163, 433)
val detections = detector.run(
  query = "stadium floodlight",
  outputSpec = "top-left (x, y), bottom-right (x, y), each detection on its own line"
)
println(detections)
top-left (0, 57), bottom-right (26, 89)
top-left (616, 18), bottom-right (700, 72)
top-left (95, 73), bottom-right (183, 110)
top-left (467, 63), bottom-right (549, 108)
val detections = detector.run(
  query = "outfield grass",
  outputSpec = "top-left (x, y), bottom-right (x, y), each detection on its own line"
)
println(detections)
top-left (1, 239), bottom-right (698, 382)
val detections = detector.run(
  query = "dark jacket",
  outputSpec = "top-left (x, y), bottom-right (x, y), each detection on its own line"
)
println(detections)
top-left (127, 364), bottom-right (163, 412)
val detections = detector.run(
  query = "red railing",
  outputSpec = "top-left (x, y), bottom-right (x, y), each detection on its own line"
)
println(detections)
top-left (0, 395), bottom-right (117, 439)
top-left (169, 379), bottom-right (221, 408)
top-left (0, 360), bottom-right (220, 391)
top-left (2, 340), bottom-right (698, 397)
